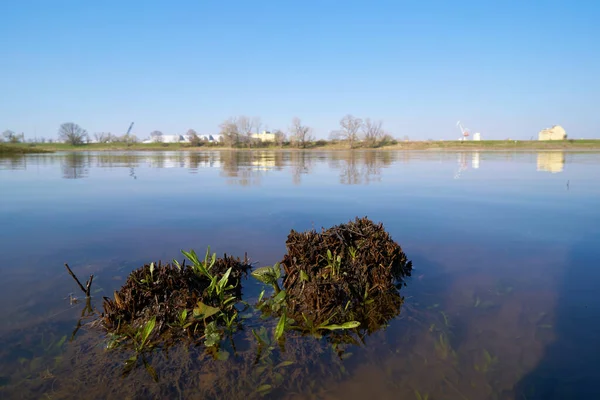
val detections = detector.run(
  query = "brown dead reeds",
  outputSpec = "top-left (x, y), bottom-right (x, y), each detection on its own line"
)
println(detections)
top-left (280, 217), bottom-right (412, 328)
top-left (101, 254), bottom-right (251, 342)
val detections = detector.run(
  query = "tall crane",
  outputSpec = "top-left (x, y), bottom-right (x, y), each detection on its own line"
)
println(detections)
top-left (126, 122), bottom-right (134, 136)
top-left (456, 121), bottom-right (470, 141)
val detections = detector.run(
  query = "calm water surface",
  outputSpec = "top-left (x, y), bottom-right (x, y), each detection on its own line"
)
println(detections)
top-left (0, 150), bottom-right (599, 399)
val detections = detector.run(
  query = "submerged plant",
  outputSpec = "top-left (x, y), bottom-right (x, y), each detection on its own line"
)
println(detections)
top-left (251, 263), bottom-right (282, 294)
top-left (474, 349), bottom-right (498, 373)
top-left (300, 312), bottom-right (360, 336)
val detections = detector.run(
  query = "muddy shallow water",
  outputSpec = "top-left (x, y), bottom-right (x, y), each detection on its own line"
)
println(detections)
top-left (1, 150), bottom-right (599, 399)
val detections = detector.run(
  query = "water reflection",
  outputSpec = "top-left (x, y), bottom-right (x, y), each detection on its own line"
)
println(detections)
top-left (61, 153), bottom-right (90, 179)
top-left (537, 151), bottom-right (565, 173)
top-left (0, 155), bottom-right (27, 170)
top-left (1, 151), bottom-right (589, 184)
top-left (1, 150), bottom-right (599, 399)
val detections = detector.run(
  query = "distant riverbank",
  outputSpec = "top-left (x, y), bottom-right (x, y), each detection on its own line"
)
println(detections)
top-left (3, 139), bottom-right (600, 153)
top-left (0, 144), bottom-right (53, 154)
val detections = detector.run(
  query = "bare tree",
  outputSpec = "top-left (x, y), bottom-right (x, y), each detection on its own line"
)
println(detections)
top-left (186, 129), bottom-right (197, 141)
top-left (235, 116), bottom-right (255, 146)
top-left (361, 118), bottom-right (384, 146)
top-left (58, 122), bottom-right (88, 145)
top-left (150, 130), bottom-right (163, 143)
top-left (94, 132), bottom-right (111, 143)
top-left (122, 134), bottom-right (138, 146)
top-left (220, 118), bottom-right (240, 147)
top-left (187, 129), bottom-right (204, 146)
top-left (2, 130), bottom-right (20, 143)
top-left (273, 129), bottom-right (286, 147)
top-left (289, 117), bottom-right (313, 148)
top-left (253, 117), bottom-right (262, 134)
top-left (333, 115), bottom-right (363, 149)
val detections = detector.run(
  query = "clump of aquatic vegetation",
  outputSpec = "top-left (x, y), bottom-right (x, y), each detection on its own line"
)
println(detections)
top-left (264, 217), bottom-right (412, 333)
top-left (100, 249), bottom-right (251, 349)
top-left (60, 217), bottom-right (412, 382)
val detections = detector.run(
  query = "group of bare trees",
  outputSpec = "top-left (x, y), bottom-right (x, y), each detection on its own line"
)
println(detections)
top-left (1, 130), bottom-right (56, 144)
top-left (3, 124), bottom-right (89, 146)
top-left (150, 130), bottom-right (163, 143)
top-left (216, 116), bottom-right (314, 149)
top-left (5, 116), bottom-right (395, 149)
top-left (217, 116), bottom-right (264, 147)
top-left (2, 130), bottom-right (24, 143)
top-left (215, 114), bottom-right (388, 149)
top-left (330, 115), bottom-right (388, 148)
top-left (289, 117), bottom-right (313, 148)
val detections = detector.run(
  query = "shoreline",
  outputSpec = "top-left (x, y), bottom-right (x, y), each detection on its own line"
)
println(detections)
top-left (4, 140), bottom-right (600, 153)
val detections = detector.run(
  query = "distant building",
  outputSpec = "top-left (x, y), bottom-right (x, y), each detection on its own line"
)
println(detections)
top-left (142, 134), bottom-right (188, 144)
top-left (473, 132), bottom-right (481, 141)
top-left (538, 125), bottom-right (566, 141)
top-left (251, 131), bottom-right (276, 142)
top-left (195, 134), bottom-right (222, 143)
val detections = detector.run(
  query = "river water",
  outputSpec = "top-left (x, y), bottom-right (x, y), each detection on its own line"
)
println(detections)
top-left (0, 150), bottom-right (599, 399)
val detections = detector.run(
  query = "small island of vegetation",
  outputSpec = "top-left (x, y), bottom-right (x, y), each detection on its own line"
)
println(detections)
top-left (63, 217), bottom-right (412, 382)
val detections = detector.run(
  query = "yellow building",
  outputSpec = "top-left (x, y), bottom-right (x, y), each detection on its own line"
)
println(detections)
top-left (538, 125), bottom-right (566, 141)
top-left (251, 131), bottom-right (276, 142)
top-left (537, 152), bottom-right (564, 173)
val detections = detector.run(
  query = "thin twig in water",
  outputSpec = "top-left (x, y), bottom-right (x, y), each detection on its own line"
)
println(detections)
top-left (85, 275), bottom-right (94, 297)
top-left (65, 263), bottom-right (87, 294)
top-left (64, 263), bottom-right (94, 297)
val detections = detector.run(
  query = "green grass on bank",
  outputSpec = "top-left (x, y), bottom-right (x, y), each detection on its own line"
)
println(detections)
top-left (405, 139), bottom-right (600, 150)
top-left (0, 143), bottom-right (54, 154)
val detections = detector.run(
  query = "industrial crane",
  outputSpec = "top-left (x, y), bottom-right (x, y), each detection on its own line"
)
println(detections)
top-left (126, 122), bottom-right (134, 135)
top-left (456, 121), bottom-right (470, 141)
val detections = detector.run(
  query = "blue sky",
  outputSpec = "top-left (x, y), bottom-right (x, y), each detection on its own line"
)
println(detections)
top-left (1, 0), bottom-right (598, 140)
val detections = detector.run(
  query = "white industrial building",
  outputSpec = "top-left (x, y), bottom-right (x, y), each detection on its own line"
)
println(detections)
top-left (538, 125), bottom-right (566, 141)
top-left (142, 134), bottom-right (222, 144)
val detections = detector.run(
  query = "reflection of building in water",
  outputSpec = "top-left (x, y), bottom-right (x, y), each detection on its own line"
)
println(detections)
top-left (454, 153), bottom-right (469, 179)
top-left (251, 153), bottom-right (277, 171)
top-left (143, 153), bottom-right (221, 170)
top-left (472, 152), bottom-right (480, 169)
top-left (537, 152), bottom-right (564, 173)
top-left (454, 152), bottom-right (482, 178)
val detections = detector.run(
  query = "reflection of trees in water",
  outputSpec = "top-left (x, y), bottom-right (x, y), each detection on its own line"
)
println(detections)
top-left (329, 151), bottom-right (396, 185)
top-left (95, 154), bottom-right (140, 179)
top-left (290, 151), bottom-right (314, 185)
top-left (62, 153), bottom-right (90, 179)
top-left (219, 151), bottom-right (285, 186)
top-left (49, 151), bottom-right (396, 185)
top-left (0, 155), bottom-right (27, 170)
top-left (220, 151), bottom-right (260, 186)
top-left (187, 153), bottom-right (220, 173)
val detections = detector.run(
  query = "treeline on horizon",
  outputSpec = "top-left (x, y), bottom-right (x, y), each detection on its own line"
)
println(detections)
top-left (1, 115), bottom-right (405, 149)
